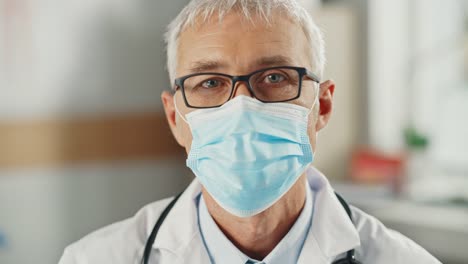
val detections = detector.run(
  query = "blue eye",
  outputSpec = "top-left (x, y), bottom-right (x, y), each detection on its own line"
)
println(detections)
top-left (202, 79), bottom-right (220, 89)
top-left (265, 74), bottom-right (285, 83)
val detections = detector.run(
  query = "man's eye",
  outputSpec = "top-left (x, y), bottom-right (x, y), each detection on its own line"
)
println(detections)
top-left (202, 79), bottom-right (221, 88)
top-left (265, 74), bottom-right (286, 83)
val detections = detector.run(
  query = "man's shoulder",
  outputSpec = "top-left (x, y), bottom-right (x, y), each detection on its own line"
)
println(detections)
top-left (350, 205), bottom-right (441, 263)
top-left (58, 197), bottom-right (174, 264)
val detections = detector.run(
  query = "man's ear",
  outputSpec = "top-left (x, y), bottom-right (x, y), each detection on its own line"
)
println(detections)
top-left (161, 91), bottom-right (185, 146)
top-left (315, 80), bottom-right (336, 131)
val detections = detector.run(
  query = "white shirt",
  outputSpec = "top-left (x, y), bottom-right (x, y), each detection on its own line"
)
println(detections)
top-left (198, 180), bottom-right (313, 264)
top-left (58, 166), bottom-right (442, 264)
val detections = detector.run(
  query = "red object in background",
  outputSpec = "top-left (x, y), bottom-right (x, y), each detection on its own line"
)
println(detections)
top-left (350, 148), bottom-right (405, 192)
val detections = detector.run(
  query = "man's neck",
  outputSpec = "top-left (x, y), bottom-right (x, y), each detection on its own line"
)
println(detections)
top-left (201, 175), bottom-right (307, 260)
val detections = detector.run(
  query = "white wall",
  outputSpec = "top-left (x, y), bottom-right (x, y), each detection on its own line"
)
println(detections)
top-left (367, 0), bottom-right (466, 153)
top-left (367, 0), bottom-right (411, 153)
top-left (1, 0), bottom-right (189, 120)
top-left (410, 0), bottom-right (465, 137)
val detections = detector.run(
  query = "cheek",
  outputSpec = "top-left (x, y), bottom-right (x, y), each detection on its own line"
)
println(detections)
top-left (290, 83), bottom-right (318, 109)
top-left (178, 118), bottom-right (193, 154)
top-left (174, 93), bottom-right (194, 154)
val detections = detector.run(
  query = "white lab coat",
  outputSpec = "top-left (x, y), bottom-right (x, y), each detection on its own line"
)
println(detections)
top-left (58, 167), bottom-right (441, 264)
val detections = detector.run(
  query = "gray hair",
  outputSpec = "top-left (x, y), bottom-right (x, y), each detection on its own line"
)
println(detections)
top-left (165, 0), bottom-right (325, 85)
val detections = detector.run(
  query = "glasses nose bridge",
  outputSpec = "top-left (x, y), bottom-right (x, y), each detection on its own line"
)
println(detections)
top-left (231, 75), bottom-right (254, 98)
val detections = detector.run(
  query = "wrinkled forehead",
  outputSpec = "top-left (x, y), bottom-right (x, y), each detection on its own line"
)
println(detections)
top-left (176, 9), bottom-right (312, 77)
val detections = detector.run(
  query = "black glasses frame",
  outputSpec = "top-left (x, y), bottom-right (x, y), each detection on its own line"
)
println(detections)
top-left (173, 66), bottom-right (320, 109)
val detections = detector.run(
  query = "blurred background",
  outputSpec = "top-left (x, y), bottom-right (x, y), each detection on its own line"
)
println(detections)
top-left (0, 0), bottom-right (467, 263)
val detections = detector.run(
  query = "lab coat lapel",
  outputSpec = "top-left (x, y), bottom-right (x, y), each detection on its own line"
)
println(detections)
top-left (151, 178), bottom-right (211, 264)
top-left (298, 167), bottom-right (361, 263)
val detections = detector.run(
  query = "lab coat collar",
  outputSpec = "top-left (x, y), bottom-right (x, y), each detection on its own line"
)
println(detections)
top-left (151, 178), bottom-right (209, 262)
top-left (151, 166), bottom-right (361, 263)
top-left (298, 166), bottom-right (361, 263)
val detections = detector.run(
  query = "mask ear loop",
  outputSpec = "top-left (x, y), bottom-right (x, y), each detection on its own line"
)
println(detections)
top-left (307, 83), bottom-right (320, 116)
top-left (173, 96), bottom-right (189, 124)
top-left (308, 84), bottom-right (320, 157)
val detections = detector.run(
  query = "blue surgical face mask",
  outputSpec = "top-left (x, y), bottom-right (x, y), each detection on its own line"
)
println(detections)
top-left (174, 94), bottom-right (317, 217)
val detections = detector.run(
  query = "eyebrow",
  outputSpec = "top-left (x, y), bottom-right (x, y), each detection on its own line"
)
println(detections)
top-left (187, 55), bottom-right (297, 74)
top-left (188, 60), bottom-right (228, 73)
top-left (253, 55), bottom-right (296, 68)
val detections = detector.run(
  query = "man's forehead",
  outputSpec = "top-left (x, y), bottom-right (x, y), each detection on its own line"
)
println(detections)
top-left (176, 12), bottom-right (309, 75)
top-left (187, 55), bottom-right (297, 74)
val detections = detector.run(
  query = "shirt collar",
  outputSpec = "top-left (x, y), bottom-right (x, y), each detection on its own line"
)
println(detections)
top-left (198, 178), bottom-right (314, 264)
top-left (198, 194), bottom-right (249, 264)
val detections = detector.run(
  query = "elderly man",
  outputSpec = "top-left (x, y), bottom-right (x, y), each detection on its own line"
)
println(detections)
top-left (59, 0), bottom-right (441, 263)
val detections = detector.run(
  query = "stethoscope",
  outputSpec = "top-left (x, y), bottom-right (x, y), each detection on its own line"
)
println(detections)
top-left (141, 191), bottom-right (361, 264)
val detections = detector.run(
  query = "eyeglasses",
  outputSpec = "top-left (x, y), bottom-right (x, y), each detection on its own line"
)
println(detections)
top-left (173, 66), bottom-right (320, 108)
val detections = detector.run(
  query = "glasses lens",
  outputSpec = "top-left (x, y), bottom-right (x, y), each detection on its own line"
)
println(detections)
top-left (183, 74), bottom-right (232, 107)
top-left (250, 68), bottom-right (300, 102)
